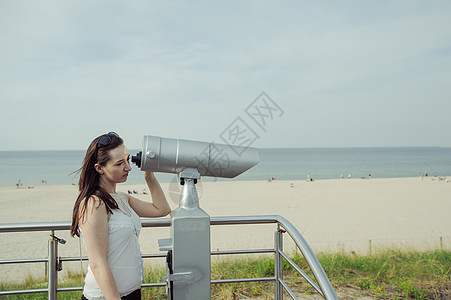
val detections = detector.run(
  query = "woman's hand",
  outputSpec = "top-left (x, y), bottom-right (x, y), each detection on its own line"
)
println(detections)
top-left (144, 171), bottom-right (155, 183)
top-left (127, 171), bottom-right (171, 218)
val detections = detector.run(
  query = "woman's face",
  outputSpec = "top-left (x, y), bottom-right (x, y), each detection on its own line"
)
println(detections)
top-left (99, 144), bottom-right (132, 184)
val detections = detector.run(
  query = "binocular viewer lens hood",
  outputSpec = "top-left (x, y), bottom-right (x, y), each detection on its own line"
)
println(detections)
top-left (132, 135), bottom-right (259, 178)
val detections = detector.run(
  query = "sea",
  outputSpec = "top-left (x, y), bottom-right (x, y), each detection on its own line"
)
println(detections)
top-left (0, 147), bottom-right (450, 186)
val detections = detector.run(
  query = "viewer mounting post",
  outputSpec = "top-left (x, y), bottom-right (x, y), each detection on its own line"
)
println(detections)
top-left (161, 168), bottom-right (210, 299)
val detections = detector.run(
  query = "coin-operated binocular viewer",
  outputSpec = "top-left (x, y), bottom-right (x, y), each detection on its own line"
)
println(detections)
top-left (132, 135), bottom-right (259, 299)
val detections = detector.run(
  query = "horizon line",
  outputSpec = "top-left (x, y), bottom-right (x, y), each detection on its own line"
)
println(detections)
top-left (0, 145), bottom-right (449, 152)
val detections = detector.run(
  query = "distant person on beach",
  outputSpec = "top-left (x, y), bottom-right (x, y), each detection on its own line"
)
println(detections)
top-left (70, 132), bottom-right (171, 300)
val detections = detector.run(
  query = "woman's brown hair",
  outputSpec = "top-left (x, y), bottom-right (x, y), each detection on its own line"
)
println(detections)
top-left (70, 133), bottom-right (123, 237)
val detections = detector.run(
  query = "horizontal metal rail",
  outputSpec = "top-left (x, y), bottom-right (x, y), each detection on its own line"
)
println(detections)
top-left (0, 258), bottom-right (48, 265)
top-left (0, 249), bottom-right (275, 268)
top-left (0, 215), bottom-right (337, 299)
top-left (0, 288), bottom-right (49, 296)
top-left (212, 276), bottom-right (276, 284)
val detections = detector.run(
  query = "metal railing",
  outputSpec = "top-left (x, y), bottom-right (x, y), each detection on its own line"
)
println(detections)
top-left (0, 215), bottom-right (337, 299)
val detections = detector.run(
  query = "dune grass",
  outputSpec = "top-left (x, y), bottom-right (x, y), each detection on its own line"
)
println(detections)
top-left (315, 249), bottom-right (451, 299)
top-left (1, 249), bottom-right (450, 299)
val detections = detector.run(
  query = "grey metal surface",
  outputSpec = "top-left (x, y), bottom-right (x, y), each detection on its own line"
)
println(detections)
top-left (211, 249), bottom-right (274, 256)
top-left (279, 249), bottom-right (322, 295)
top-left (279, 278), bottom-right (298, 299)
top-left (212, 277), bottom-right (276, 284)
top-left (274, 227), bottom-right (284, 299)
top-left (0, 221), bottom-right (69, 232)
top-left (0, 288), bottom-right (48, 295)
top-left (135, 135), bottom-right (259, 178)
top-left (48, 236), bottom-right (57, 300)
top-left (275, 215), bottom-right (337, 300)
top-left (0, 258), bottom-right (48, 264)
top-left (166, 177), bottom-right (211, 299)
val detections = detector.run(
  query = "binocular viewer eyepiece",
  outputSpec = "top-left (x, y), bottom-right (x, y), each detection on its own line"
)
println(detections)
top-left (131, 135), bottom-right (259, 178)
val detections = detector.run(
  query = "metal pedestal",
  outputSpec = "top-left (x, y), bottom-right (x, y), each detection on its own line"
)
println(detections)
top-left (160, 169), bottom-right (211, 300)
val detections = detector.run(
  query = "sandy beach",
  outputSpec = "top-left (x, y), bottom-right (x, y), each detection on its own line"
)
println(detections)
top-left (1, 176), bottom-right (450, 283)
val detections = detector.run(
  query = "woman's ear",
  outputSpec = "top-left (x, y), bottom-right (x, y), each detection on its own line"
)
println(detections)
top-left (94, 164), bottom-right (104, 175)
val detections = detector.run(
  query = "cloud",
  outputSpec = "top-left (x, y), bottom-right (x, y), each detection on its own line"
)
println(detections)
top-left (1, 1), bottom-right (451, 149)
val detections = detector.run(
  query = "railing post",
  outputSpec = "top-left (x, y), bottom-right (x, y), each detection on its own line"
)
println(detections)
top-left (48, 231), bottom-right (57, 300)
top-left (274, 225), bottom-right (284, 299)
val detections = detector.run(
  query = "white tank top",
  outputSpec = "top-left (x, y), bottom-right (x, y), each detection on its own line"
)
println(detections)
top-left (82, 192), bottom-right (143, 299)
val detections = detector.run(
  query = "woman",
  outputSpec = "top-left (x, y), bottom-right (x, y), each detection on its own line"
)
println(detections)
top-left (70, 132), bottom-right (171, 300)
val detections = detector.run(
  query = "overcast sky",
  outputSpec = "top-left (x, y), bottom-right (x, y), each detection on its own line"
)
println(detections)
top-left (1, 1), bottom-right (450, 151)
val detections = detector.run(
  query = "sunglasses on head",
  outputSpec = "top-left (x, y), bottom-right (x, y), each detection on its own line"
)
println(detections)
top-left (95, 132), bottom-right (120, 154)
